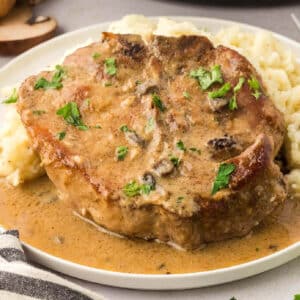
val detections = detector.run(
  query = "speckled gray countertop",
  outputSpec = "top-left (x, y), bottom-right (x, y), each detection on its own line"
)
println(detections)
top-left (1, 1), bottom-right (300, 299)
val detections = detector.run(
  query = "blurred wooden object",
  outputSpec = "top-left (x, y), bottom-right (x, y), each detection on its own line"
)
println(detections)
top-left (0, 4), bottom-right (56, 55)
top-left (0, 0), bottom-right (16, 17)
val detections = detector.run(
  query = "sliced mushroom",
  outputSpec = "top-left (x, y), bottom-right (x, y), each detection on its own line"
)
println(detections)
top-left (207, 135), bottom-right (237, 151)
top-left (136, 79), bottom-right (158, 95)
top-left (142, 172), bottom-right (156, 189)
top-left (152, 159), bottom-right (174, 177)
top-left (125, 131), bottom-right (146, 147)
top-left (207, 134), bottom-right (241, 160)
top-left (208, 98), bottom-right (229, 112)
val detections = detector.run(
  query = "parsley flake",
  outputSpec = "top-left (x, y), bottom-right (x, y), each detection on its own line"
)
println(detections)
top-left (104, 82), bottom-right (112, 87)
top-left (189, 147), bottom-right (201, 154)
top-left (228, 77), bottom-right (245, 111)
top-left (190, 65), bottom-right (223, 90)
top-left (116, 146), bottom-right (128, 161)
top-left (152, 93), bottom-right (166, 112)
top-left (34, 65), bottom-right (65, 90)
top-left (56, 102), bottom-right (88, 131)
top-left (32, 110), bottom-right (46, 115)
top-left (104, 58), bottom-right (117, 76)
top-left (211, 163), bottom-right (235, 195)
top-left (123, 181), bottom-right (155, 197)
top-left (123, 181), bottom-right (140, 197)
top-left (57, 131), bottom-right (66, 140)
top-left (140, 183), bottom-right (153, 195)
top-left (169, 156), bottom-right (180, 167)
top-left (183, 91), bottom-right (191, 99)
top-left (145, 117), bottom-right (155, 133)
top-left (176, 140), bottom-right (186, 151)
top-left (83, 99), bottom-right (90, 107)
top-left (234, 77), bottom-right (245, 94)
top-left (228, 77), bottom-right (245, 110)
top-left (120, 125), bottom-right (130, 132)
top-left (2, 88), bottom-right (18, 104)
top-left (248, 76), bottom-right (262, 100)
top-left (92, 52), bottom-right (101, 59)
top-left (208, 82), bottom-right (231, 99)
top-left (176, 196), bottom-right (184, 204)
top-left (229, 96), bottom-right (238, 110)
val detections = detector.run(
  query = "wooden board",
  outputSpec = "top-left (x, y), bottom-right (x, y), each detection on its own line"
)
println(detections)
top-left (0, 4), bottom-right (57, 55)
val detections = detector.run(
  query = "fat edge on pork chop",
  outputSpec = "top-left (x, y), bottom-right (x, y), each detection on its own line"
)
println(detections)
top-left (17, 33), bottom-right (287, 249)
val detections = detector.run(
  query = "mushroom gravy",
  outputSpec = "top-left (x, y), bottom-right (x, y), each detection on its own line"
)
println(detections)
top-left (0, 176), bottom-right (299, 275)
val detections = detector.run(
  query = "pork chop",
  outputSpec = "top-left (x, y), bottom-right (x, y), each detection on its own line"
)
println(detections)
top-left (17, 33), bottom-right (287, 249)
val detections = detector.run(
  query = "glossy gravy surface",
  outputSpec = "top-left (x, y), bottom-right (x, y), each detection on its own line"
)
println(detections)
top-left (0, 176), bottom-right (299, 275)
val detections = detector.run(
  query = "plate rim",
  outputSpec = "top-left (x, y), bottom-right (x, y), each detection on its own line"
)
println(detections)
top-left (1, 15), bottom-right (300, 290)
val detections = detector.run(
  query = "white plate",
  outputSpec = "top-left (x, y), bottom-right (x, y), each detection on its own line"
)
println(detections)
top-left (1, 16), bottom-right (300, 291)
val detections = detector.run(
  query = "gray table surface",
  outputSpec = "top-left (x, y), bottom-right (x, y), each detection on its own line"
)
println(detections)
top-left (1, 0), bottom-right (300, 299)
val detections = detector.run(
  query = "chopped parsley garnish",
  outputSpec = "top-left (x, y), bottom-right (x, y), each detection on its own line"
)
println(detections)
top-left (116, 146), bottom-right (128, 161)
top-left (94, 125), bottom-right (102, 129)
top-left (34, 65), bottom-right (65, 90)
top-left (123, 181), bottom-right (155, 197)
top-left (56, 102), bottom-right (88, 131)
top-left (2, 88), bottom-right (18, 104)
top-left (211, 163), bottom-right (235, 195)
top-left (176, 196), bottom-right (184, 204)
top-left (123, 181), bottom-right (140, 197)
top-left (145, 117), bottom-right (155, 133)
top-left (228, 97), bottom-right (238, 110)
top-left (152, 93), bottom-right (166, 112)
top-left (92, 52), bottom-right (101, 59)
top-left (52, 65), bottom-right (65, 82)
top-left (229, 77), bottom-right (245, 110)
top-left (183, 91), bottom-right (191, 99)
top-left (32, 110), bottom-right (46, 115)
top-left (248, 76), bottom-right (262, 99)
top-left (208, 82), bottom-right (231, 99)
top-left (189, 147), bottom-right (201, 154)
top-left (176, 140), bottom-right (186, 151)
top-left (190, 65), bottom-right (223, 90)
top-left (120, 125), bottom-right (130, 132)
top-left (57, 131), bottom-right (66, 140)
top-left (140, 183), bottom-right (153, 195)
top-left (104, 82), bottom-right (112, 87)
top-left (135, 80), bottom-right (142, 85)
top-left (104, 58), bottom-right (117, 76)
top-left (83, 98), bottom-right (90, 107)
top-left (234, 77), bottom-right (245, 94)
top-left (169, 156), bottom-right (180, 167)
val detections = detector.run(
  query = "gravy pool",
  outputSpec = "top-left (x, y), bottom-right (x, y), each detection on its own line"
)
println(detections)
top-left (0, 176), bottom-right (299, 274)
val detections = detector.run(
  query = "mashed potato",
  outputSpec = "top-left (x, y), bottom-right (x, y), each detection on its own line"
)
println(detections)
top-left (0, 87), bottom-right (44, 186)
top-left (2, 15), bottom-right (300, 193)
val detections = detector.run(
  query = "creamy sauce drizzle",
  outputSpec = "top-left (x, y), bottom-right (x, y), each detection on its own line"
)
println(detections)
top-left (0, 176), bottom-right (300, 275)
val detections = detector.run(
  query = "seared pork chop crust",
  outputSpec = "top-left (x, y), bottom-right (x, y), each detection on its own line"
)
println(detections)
top-left (18, 33), bottom-right (287, 249)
